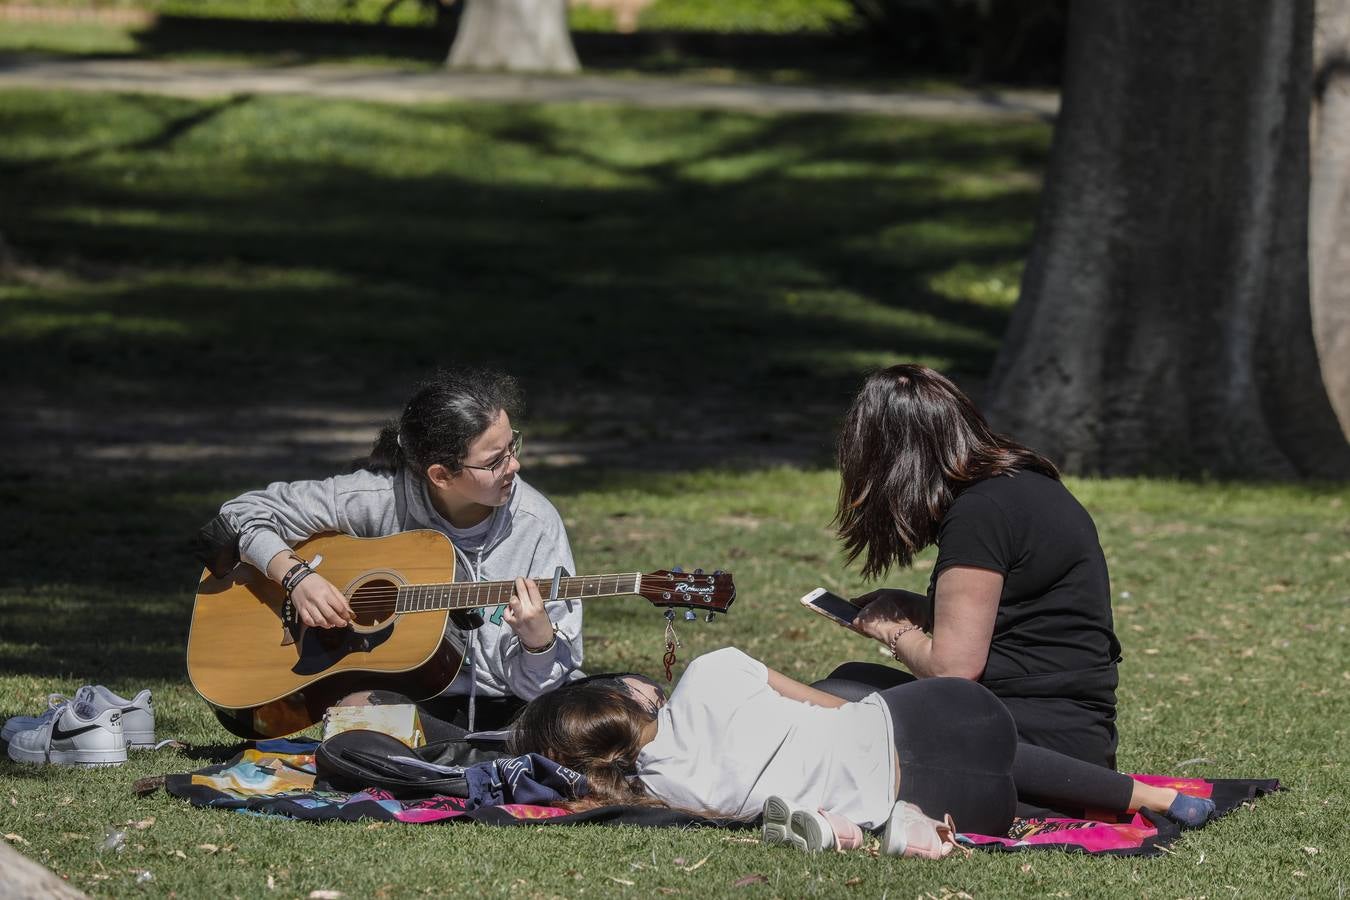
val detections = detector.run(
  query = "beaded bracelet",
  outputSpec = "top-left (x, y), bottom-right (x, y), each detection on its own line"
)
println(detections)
top-left (887, 623), bottom-right (924, 661)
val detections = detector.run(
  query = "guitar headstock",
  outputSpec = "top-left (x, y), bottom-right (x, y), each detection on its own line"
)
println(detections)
top-left (638, 569), bottom-right (736, 616)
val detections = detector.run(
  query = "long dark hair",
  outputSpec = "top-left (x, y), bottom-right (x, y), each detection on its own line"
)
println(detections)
top-left (834, 364), bottom-right (1059, 579)
top-left (367, 368), bottom-right (523, 478)
top-left (508, 680), bottom-right (663, 812)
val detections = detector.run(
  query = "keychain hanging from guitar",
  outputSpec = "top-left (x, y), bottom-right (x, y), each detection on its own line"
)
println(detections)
top-left (186, 530), bottom-right (736, 739)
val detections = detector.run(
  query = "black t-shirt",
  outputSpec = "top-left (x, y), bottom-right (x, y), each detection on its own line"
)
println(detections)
top-left (930, 470), bottom-right (1122, 762)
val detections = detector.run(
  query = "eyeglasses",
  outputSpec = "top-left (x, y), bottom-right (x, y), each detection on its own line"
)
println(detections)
top-left (460, 430), bottom-right (523, 474)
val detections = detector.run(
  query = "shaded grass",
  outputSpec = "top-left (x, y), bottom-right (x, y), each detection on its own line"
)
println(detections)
top-left (0, 89), bottom-right (1046, 458)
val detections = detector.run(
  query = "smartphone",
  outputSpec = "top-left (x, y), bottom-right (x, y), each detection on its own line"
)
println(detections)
top-left (799, 587), bottom-right (861, 627)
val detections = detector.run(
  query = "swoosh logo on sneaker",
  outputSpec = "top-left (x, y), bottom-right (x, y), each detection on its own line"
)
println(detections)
top-left (50, 722), bottom-right (105, 741)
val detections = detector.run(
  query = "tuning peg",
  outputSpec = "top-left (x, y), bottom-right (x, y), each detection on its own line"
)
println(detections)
top-left (671, 565), bottom-right (684, 574)
top-left (684, 610), bottom-right (697, 621)
top-left (713, 569), bottom-right (723, 576)
top-left (664, 609), bottom-right (676, 622)
top-left (694, 568), bottom-right (704, 575)
top-left (705, 612), bottom-right (716, 623)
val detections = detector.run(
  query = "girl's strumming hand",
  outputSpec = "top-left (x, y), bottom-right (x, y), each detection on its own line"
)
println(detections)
top-left (291, 573), bottom-right (354, 629)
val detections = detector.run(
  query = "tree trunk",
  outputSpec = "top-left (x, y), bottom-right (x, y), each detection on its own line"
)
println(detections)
top-left (447, 0), bottom-right (580, 73)
top-left (1312, 0), bottom-right (1350, 437)
top-left (985, 0), bottom-right (1350, 477)
top-left (0, 840), bottom-right (89, 899)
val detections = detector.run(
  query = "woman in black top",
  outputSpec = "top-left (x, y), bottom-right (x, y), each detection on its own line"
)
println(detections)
top-left (820, 364), bottom-right (1123, 772)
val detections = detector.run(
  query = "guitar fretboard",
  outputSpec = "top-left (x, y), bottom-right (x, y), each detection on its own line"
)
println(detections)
top-left (395, 574), bottom-right (642, 613)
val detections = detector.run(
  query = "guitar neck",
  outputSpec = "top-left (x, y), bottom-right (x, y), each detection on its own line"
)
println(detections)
top-left (394, 573), bottom-right (642, 613)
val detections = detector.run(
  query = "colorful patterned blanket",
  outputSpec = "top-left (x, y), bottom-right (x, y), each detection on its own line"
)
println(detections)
top-left (162, 740), bottom-right (1279, 856)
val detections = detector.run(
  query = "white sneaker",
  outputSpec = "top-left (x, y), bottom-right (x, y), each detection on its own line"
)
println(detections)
top-left (762, 795), bottom-right (834, 852)
top-left (7, 701), bottom-right (128, 767)
top-left (881, 801), bottom-right (961, 859)
top-left (2, 685), bottom-right (154, 748)
top-left (761, 795), bottom-right (870, 854)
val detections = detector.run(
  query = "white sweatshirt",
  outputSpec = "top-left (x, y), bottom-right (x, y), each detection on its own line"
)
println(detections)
top-left (219, 470), bottom-right (581, 701)
top-left (637, 648), bottom-right (897, 828)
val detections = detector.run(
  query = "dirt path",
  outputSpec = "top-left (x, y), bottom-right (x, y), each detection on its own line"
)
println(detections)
top-left (0, 54), bottom-right (1057, 120)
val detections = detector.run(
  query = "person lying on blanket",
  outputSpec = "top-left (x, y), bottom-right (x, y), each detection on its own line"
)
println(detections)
top-left (508, 647), bottom-right (1215, 856)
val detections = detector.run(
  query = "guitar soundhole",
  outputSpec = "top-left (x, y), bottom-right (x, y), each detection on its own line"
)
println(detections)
top-left (349, 579), bottom-right (398, 627)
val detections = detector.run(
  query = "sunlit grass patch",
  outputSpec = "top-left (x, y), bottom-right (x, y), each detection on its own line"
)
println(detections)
top-left (2, 467), bottom-right (1347, 896)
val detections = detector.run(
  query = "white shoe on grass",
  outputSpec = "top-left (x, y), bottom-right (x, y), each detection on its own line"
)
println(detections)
top-left (762, 795), bottom-right (832, 852)
top-left (761, 796), bottom-right (864, 853)
top-left (6, 701), bottom-right (128, 767)
top-left (2, 685), bottom-right (154, 748)
top-left (881, 800), bottom-right (961, 859)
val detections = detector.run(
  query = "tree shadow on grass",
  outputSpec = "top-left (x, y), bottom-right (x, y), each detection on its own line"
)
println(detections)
top-left (0, 470), bottom-right (215, 682)
top-left (0, 101), bottom-right (1042, 418)
top-left (0, 95), bottom-right (1045, 484)
top-left (0, 94), bottom-right (1047, 690)
top-left (2, 93), bottom-right (254, 177)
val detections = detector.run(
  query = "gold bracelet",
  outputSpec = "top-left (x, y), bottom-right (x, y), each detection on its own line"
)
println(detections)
top-left (887, 623), bottom-right (923, 661)
top-left (522, 625), bottom-right (559, 656)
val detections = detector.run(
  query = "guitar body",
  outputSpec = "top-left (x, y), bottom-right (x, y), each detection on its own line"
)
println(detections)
top-left (187, 530), bottom-right (467, 740)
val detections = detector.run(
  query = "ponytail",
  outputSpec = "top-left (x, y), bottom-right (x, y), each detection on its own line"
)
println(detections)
top-left (363, 367), bottom-right (523, 479)
top-left (366, 422), bottom-right (405, 474)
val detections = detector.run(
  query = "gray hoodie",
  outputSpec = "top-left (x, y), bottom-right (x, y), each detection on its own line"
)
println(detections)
top-left (219, 470), bottom-right (581, 702)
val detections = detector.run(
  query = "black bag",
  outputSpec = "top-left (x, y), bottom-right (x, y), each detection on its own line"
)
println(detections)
top-left (314, 729), bottom-right (509, 798)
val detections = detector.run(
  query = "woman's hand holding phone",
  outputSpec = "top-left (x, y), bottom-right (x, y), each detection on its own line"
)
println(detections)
top-left (853, 588), bottom-right (933, 630)
top-left (852, 593), bottom-right (923, 646)
top-left (800, 586), bottom-right (933, 657)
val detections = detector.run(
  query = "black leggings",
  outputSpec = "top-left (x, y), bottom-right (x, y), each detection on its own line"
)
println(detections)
top-left (866, 678), bottom-right (1134, 835)
top-left (819, 661), bottom-right (1118, 771)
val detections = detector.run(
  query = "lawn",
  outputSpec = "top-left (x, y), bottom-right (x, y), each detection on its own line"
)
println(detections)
top-left (1, 88), bottom-right (1347, 897)
top-left (0, 0), bottom-right (951, 89)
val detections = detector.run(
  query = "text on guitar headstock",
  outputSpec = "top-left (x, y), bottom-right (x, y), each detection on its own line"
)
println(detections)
top-left (637, 568), bottom-right (736, 622)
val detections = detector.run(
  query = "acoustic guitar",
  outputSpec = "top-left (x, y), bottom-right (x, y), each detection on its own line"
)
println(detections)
top-left (187, 530), bottom-right (737, 739)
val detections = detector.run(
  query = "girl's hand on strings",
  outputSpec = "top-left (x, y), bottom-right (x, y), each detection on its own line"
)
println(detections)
top-left (505, 576), bottom-right (555, 650)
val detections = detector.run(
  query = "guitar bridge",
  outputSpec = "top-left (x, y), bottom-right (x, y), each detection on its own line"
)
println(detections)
top-left (280, 596), bottom-right (298, 646)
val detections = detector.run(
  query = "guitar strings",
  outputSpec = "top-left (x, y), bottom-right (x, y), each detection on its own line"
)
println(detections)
top-left (337, 580), bottom-right (664, 610)
top-left (291, 575), bottom-right (719, 612)
top-left (309, 575), bottom-right (647, 610)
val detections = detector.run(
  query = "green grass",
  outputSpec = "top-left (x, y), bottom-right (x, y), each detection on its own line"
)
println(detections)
top-left (1, 88), bottom-right (1346, 896)
top-left (0, 2), bottom-right (912, 88)
top-left (0, 89), bottom-right (1043, 427)
top-left (1, 471), bottom-right (1347, 897)
top-left (0, 0), bottom-right (859, 32)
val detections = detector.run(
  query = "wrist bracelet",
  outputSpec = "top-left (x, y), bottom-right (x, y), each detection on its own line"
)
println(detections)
top-left (281, 562), bottom-right (314, 595)
top-left (522, 625), bottom-right (559, 655)
top-left (286, 569), bottom-right (316, 597)
top-left (888, 623), bottom-right (923, 661)
top-left (280, 561), bottom-right (307, 586)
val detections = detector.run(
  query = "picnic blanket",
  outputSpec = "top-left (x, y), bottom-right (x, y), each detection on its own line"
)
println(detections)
top-left (161, 740), bottom-right (1280, 856)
